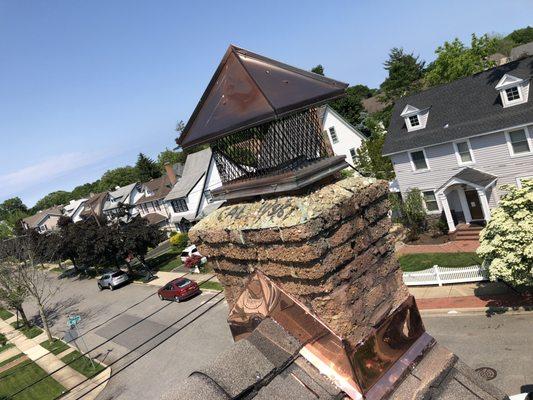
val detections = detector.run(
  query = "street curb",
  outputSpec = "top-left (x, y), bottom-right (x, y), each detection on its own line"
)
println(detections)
top-left (420, 306), bottom-right (533, 315)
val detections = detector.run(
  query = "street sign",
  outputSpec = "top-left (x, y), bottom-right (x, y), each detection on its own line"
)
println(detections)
top-left (67, 315), bottom-right (81, 328)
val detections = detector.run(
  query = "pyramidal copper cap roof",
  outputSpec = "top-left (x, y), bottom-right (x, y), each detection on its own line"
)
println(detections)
top-left (178, 45), bottom-right (349, 149)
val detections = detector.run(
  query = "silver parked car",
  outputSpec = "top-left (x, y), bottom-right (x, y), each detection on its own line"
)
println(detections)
top-left (98, 270), bottom-right (130, 291)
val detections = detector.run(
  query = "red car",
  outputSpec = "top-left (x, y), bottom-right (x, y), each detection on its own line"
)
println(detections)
top-left (157, 278), bottom-right (200, 302)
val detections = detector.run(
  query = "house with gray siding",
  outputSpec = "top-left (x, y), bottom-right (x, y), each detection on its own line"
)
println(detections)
top-left (383, 56), bottom-right (533, 232)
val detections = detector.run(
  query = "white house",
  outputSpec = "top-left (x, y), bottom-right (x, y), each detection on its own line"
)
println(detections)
top-left (63, 198), bottom-right (88, 223)
top-left (383, 56), bottom-right (533, 233)
top-left (164, 148), bottom-right (224, 232)
top-left (318, 105), bottom-right (366, 167)
top-left (103, 182), bottom-right (143, 220)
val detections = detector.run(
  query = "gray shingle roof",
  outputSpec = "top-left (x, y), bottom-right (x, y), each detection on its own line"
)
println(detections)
top-left (449, 167), bottom-right (497, 189)
top-left (165, 148), bottom-right (212, 201)
top-left (162, 318), bottom-right (341, 400)
top-left (22, 206), bottom-right (63, 228)
top-left (510, 42), bottom-right (533, 61)
top-left (383, 56), bottom-right (533, 155)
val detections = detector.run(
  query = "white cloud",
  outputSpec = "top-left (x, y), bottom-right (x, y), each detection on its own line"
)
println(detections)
top-left (0, 150), bottom-right (112, 200)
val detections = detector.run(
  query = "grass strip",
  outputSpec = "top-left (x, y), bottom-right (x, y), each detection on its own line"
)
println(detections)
top-left (398, 252), bottom-right (482, 272)
top-left (61, 350), bottom-right (105, 378)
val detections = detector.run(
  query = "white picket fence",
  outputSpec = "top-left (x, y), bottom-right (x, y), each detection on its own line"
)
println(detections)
top-left (403, 265), bottom-right (489, 286)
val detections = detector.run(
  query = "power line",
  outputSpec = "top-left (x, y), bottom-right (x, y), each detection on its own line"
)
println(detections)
top-left (8, 274), bottom-right (219, 398)
top-left (0, 271), bottom-right (191, 381)
top-left (62, 293), bottom-right (225, 400)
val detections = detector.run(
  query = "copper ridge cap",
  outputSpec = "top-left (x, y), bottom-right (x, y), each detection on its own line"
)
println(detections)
top-left (177, 44), bottom-right (349, 149)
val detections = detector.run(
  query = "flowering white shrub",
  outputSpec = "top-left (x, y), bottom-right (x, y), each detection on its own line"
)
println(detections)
top-left (477, 180), bottom-right (533, 286)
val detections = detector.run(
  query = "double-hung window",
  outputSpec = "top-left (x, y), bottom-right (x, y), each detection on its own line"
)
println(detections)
top-left (408, 115), bottom-right (420, 128)
top-left (204, 190), bottom-right (213, 203)
top-left (422, 191), bottom-right (439, 212)
top-left (409, 150), bottom-right (429, 171)
top-left (171, 198), bottom-right (188, 213)
top-left (507, 129), bottom-right (531, 156)
top-left (505, 86), bottom-right (521, 102)
top-left (329, 127), bottom-right (339, 144)
top-left (349, 148), bottom-right (357, 165)
top-left (455, 141), bottom-right (474, 164)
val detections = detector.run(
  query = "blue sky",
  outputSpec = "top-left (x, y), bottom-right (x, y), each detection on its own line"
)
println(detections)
top-left (1, 1), bottom-right (532, 206)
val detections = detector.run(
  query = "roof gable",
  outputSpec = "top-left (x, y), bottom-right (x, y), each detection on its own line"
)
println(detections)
top-left (400, 104), bottom-right (420, 117)
top-left (323, 105), bottom-right (367, 140)
top-left (495, 73), bottom-right (525, 90)
top-left (178, 45), bottom-right (348, 149)
top-left (165, 148), bottom-right (212, 201)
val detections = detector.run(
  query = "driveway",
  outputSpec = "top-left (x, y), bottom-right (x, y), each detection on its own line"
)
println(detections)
top-left (20, 274), bottom-right (532, 399)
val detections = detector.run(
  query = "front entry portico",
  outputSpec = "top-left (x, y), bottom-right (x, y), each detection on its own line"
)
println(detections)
top-left (436, 168), bottom-right (496, 233)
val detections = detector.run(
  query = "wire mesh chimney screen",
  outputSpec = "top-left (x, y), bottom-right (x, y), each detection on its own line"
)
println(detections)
top-left (212, 108), bottom-right (329, 183)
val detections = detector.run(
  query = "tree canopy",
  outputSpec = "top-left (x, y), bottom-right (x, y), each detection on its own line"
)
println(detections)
top-left (505, 26), bottom-right (533, 46)
top-left (311, 64), bottom-right (324, 75)
top-left (136, 153), bottom-right (162, 182)
top-left (99, 166), bottom-right (139, 192)
top-left (157, 148), bottom-right (186, 170)
top-left (354, 116), bottom-right (394, 180)
top-left (424, 34), bottom-right (497, 87)
top-left (379, 48), bottom-right (425, 103)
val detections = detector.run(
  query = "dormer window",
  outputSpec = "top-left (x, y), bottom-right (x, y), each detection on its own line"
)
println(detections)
top-left (495, 74), bottom-right (529, 107)
top-left (505, 86), bottom-right (520, 102)
top-left (401, 104), bottom-right (429, 132)
top-left (408, 115), bottom-right (420, 127)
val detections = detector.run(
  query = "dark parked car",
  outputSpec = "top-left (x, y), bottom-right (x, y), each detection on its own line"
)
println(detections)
top-left (157, 278), bottom-right (200, 302)
top-left (98, 270), bottom-right (130, 291)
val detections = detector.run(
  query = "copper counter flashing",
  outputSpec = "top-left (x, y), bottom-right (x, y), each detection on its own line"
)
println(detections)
top-left (228, 271), bottom-right (431, 399)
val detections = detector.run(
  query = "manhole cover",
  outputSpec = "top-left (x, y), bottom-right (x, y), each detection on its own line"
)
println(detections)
top-left (475, 367), bottom-right (497, 381)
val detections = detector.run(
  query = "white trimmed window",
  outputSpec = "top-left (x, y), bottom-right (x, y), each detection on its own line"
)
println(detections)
top-left (422, 190), bottom-right (439, 212)
top-left (505, 86), bottom-right (520, 102)
top-left (349, 148), bottom-right (357, 164)
top-left (506, 129), bottom-right (531, 156)
top-left (204, 189), bottom-right (213, 203)
top-left (409, 150), bottom-right (429, 171)
top-left (171, 198), bottom-right (188, 213)
top-left (408, 115), bottom-right (420, 127)
top-left (329, 127), bottom-right (339, 144)
top-left (454, 140), bottom-right (474, 165)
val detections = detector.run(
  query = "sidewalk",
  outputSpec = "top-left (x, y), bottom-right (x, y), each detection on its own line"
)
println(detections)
top-left (139, 270), bottom-right (219, 287)
top-left (410, 281), bottom-right (533, 311)
top-left (0, 319), bottom-right (110, 400)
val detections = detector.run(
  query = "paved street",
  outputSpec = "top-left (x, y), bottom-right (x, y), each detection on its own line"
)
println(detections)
top-left (423, 311), bottom-right (533, 396)
top-left (19, 274), bottom-right (533, 399)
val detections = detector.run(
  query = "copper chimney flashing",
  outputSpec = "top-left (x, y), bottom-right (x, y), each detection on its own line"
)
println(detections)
top-left (178, 45), bottom-right (349, 201)
top-left (228, 271), bottom-right (433, 399)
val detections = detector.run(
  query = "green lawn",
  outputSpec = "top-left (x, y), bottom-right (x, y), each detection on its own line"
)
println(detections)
top-left (61, 350), bottom-right (105, 378)
top-left (0, 342), bottom-right (14, 354)
top-left (11, 322), bottom-right (44, 339)
top-left (40, 339), bottom-right (70, 355)
top-left (0, 353), bottom-right (23, 368)
top-left (398, 252), bottom-right (482, 272)
top-left (0, 357), bottom-right (65, 400)
top-left (148, 249), bottom-right (183, 272)
top-left (200, 281), bottom-right (223, 291)
top-left (0, 308), bottom-right (14, 320)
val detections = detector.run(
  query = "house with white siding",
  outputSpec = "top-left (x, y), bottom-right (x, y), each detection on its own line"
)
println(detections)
top-left (63, 198), bottom-right (88, 223)
top-left (164, 148), bottom-right (224, 232)
top-left (383, 56), bottom-right (533, 233)
top-left (318, 105), bottom-right (366, 167)
top-left (103, 182), bottom-right (143, 221)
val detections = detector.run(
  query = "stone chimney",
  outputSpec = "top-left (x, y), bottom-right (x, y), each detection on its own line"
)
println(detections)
top-left (164, 163), bottom-right (177, 186)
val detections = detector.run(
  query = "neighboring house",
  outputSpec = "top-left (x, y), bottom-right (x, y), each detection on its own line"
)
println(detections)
top-left (80, 191), bottom-right (109, 219)
top-left (383, 56), bottom-right (533, 233)
top-left (102, 183), bottom-right (143, 220)
top-left (63, 198), bottom-right (88, 223)
top-left (487, 52), bottom-right (510, 66)
top-left (135, 175), bottom-right (175, 232)
top-left (318, 105), bottom-right (366, 167)
top-left (164, 148), bottom-right (224, 232)
top-left (362, 95), bottom-right (389, 114)
top-left (21, 206), bottom-right (63, 233)
top-left (510, 41), bottom-right (533, 61)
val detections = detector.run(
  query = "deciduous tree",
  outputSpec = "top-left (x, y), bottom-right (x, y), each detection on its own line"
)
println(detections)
top-left (424, 34), bottom-right (497, 87)
top-left (354, 116), bottom-right (394, 180)
top-left (99, 166), bottom-right (139, 192)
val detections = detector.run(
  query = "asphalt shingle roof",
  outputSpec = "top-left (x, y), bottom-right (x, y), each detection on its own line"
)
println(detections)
top-left (165, 148), bottom-right (212, 201)
top-left (383, 56), bottom-right (533, 155)
top-left (22, 206), bottom-right (63, 228)
top-left (136, 175), bottom-right (173, 205)
top-left (449, 167), bottom-right (497, 189)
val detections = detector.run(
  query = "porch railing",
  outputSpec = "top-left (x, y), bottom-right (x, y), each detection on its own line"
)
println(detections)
top-left (402, 265), bottom-right (489, 286)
